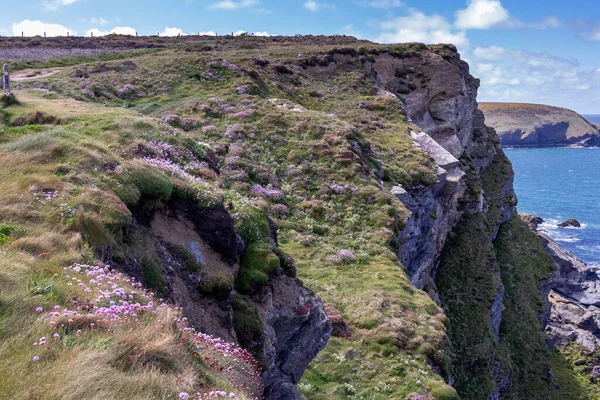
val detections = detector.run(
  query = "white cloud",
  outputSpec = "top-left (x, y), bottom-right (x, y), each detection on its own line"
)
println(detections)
top-left (13, 20), bottom-right (76, 37)
top-left (197, 31), bottom-right (217, 36)
top-left (455, 0), bottom-right (509, 30)
top-left (160, 27), bottom-right (186, 36)
top-left (506, 16), bottom-right (561, 29)
top-left (42, 0), bottom-right (80, 11)
top-left (470, 45), bottom-right (600, 113)
top-left (252, 31), bottom-right (271, 36)
top-left (473, 45), bottom-right (578, 70)
top-left (208, 0), bottom-right (258, 10)
top-left (360, 0), bottom-right (403, 8)
top-left (86, 26), bottom-right (136, 36)
top-left (304, 1), bottom-right (335, 12)
top-left (375, 9), bottom-right (469, 49)
top-left (581, 24), bottom-right (600, 41)
top-left (89, 17), bottom-right (109, 26)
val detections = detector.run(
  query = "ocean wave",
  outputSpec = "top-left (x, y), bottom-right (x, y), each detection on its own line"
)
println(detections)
top-left (575, 245), bottom-right (600, 254)
top-left (555, 237), bottom-right (581, 243)
top-left (538, 219), bottom-right (587, 230)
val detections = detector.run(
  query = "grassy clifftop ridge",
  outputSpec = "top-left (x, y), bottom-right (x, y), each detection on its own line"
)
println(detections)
top-left (0, 34), bottom-right (595, 400)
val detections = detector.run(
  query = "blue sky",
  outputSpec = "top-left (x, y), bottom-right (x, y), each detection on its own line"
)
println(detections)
top-left (2, 0), bottom-right (600, 113)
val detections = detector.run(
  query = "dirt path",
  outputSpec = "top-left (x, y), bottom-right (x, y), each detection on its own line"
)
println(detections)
top-left (12, 68), bottom-right (63, 81)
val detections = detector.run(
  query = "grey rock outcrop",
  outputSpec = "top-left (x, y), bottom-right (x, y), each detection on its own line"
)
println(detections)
top-left (394, 134), bottom-right (466, 289)
top-left (371, 44), bottom-right (517, 397)
top-left (537, 232), bottom-right (600, 351)
top-left (113, 201), bottom-right (331, 400)
top-left (257, 274), bottom-right (331, 400)
top-left (520, 213), bottom-right (544, 231)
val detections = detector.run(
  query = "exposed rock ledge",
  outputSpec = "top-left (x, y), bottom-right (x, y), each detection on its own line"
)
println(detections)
top-left (521, 215), bottom-right (600, 352)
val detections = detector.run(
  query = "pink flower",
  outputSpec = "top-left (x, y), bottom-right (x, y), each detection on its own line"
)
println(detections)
top-left (32, 356), bottom-right (39, 362)
top-left (35, 307), bottom-right (43, 313)
top-left (178, 393), bottom-right (189, 400)
top-left (53, 332), bottom-right (59, 340)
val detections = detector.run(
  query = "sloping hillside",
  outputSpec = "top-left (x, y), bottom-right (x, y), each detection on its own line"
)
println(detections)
top-left (480, 102), bottom-right (600, 147)
top-left (0, 35), bottom-right (599, 400)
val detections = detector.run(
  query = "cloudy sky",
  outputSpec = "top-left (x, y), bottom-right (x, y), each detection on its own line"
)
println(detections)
top-left (2, 0), bottom-right (600, 113)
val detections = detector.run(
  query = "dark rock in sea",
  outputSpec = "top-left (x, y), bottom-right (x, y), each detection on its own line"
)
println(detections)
top-left (519, 213), bottom-right (545, 231)
top-left (558, 218), bottom-right (582, 228)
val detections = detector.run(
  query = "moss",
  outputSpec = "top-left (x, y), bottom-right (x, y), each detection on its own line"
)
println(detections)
top-left (194, 183), bottom-right (224, 211)
top-left (429, 382), bottom-right (460, 400)
top-left (273, 247), bottom-right (297, 277)
top-left (142, 256), bottom-right (166, 293)
top-left (114, 183), bottom-right (141, 206)
top-left (235, 243), bottom-right (281, 293)
top-left (200, 272), bottom-right (234, 294)
top-left (233, 206), bottom-right (271, 244)
top-left (232, 294), bottom-right (265, 364)
top-left (119, 161), bottom-right (173, 204)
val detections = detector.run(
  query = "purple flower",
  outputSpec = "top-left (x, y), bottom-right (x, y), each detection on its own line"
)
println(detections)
top-left (178, 393), bottom-right (189, 400)
top-left (32, 356), bottom-right (39, 362)
top-left (116, 84), bottom-right (136, 98)
top-left (329, 184), bottom-right (358, 194)
top-left (252, 184), bottom-right (283, 201)
top-left (36, 307), bottom-right (44, 313)
top-left (224, 124), bottom-right (247, 139)
top-left (327, 249), bottom-right (357, 264)
top-left (227, 109), bottom-right (256, 120)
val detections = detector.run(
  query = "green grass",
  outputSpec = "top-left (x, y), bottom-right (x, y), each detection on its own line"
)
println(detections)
top-left (0, 36), bottom-right (588, 400)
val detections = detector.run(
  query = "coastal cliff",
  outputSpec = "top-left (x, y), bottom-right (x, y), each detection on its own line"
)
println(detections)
top-left (1, 35), bottom-right (599, 399)
top-left (480, 102), bottom-right (600, 148)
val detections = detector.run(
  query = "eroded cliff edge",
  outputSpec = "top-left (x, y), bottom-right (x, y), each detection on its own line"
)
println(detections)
top-left (381, 45), bottom-right (600, 398)
top-left (6, 35), bottom-right (599, 399)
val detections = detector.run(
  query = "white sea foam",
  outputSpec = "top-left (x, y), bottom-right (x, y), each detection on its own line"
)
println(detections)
top-left (556, 237), bottom-right (581, 243)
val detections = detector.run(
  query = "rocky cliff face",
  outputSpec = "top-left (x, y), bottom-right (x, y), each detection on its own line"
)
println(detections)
top-left (367, 44), bottom-right (599, 399)
top-left (536, 230), bottom-right (600, 352)
top-left (110, 198), bottom-right (331, 400)
top-left (480, 102), bottom-right (600, 148)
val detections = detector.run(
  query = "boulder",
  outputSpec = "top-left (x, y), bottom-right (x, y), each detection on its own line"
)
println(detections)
top-left (558, 218), bottom-right (582, 228)
top-left (519, 213), bottom-right (544, 231)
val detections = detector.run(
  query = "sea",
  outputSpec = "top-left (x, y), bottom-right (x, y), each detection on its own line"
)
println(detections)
top-left (505, 144), bottom-right (600, 268)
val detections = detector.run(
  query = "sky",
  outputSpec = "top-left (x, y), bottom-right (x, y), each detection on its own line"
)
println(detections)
top-left (2, 0), bottom-right (600, 113)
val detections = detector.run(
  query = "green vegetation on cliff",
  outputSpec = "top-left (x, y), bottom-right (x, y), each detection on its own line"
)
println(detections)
top-left (0, 36), bottom-right (457, 399)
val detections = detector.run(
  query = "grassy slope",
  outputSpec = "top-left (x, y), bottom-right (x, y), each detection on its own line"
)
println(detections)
top-left (1, 39), bottom-right (457, 399)
top-left (0, 91), bottom-right (261, 399)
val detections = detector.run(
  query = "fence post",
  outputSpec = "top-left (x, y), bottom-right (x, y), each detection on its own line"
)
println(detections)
top-left (3, 64), bottom-right (10, 96)
top-left (44, 32), bottom-right (46, 38)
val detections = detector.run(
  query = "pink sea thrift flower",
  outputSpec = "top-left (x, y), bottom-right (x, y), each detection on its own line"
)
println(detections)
top-left (32, 356), bottom-right (39, 362)
top-left (35, 307), bottom-right (43, 313)
top-left (178, 393), bottom-right (189, 400)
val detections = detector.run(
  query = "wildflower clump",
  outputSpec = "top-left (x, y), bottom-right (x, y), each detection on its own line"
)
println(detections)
top-left (31, 263), bottom-right (262, 399)
top-left (327, 249), bottom-right (358, 265)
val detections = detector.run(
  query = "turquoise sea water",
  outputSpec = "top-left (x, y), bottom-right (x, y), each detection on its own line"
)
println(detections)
top-left (505, 147), bottom-right (600, 267)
